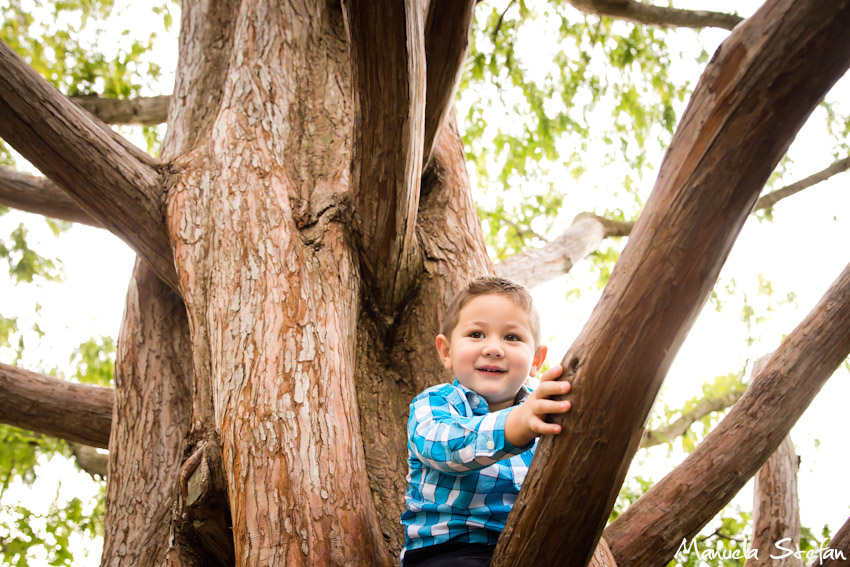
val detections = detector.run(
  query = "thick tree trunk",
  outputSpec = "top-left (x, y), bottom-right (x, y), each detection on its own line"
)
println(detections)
top-left (494, 1), bottom-right (850, 565)
top-left (101, 260), bottom-right (195, 567)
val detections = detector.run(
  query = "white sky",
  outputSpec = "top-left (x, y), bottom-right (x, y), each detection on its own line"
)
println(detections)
top-left (1, 0), bottom-right (849, 564)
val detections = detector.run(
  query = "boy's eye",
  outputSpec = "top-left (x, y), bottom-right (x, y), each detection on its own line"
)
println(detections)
top-left (469, 331), bottom-right (484, 339)
top-left (505, 334), bottom-right (522, 342)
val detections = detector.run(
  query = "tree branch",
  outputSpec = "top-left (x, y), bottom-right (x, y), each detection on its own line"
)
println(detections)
top-left (504, 153), bottom-right (850, 289)
top-left (0, 40), bottom-right (178, 291)
top-left (69, 442), bottom-right (109, 478)
top-left (423, 0), bottom-right (476, 168)
top-left (494, 0), bottom-right (850, 564)
top-left (0, 166), bottom-right (98, 226)
top-left (344, 0), bottom-right (425, 313)
top-left (813, 515), bottom-right (850, 567)
top-left (565, 0), bottom-right (744, 31)
top-left (640, 387), bottom-right (744, 449)
top-left (69, 95), bottom-right (169, 126)
top-left (745, 435), bottom-right (803, 567)
top-left (605, 260), bottom-right (850, 567)
top-left (0, 362), bottom-right (112, 448)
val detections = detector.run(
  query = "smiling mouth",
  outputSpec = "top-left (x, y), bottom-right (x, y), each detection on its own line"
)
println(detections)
top-left (477, 366), bottom-right (506, 374)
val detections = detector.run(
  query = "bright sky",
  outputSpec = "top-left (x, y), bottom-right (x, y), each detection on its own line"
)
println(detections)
top-left (1, 0), bottom-right (849, 564)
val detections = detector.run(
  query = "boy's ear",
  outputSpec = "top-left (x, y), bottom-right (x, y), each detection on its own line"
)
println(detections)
top-left (435, 334), bottom-right (453, 370)
top-left (529, 345), bottom-right (548, 377)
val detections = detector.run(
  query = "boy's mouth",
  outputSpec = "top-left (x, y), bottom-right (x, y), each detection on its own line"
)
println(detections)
top-left (477, 365), bottom-right (506, 374)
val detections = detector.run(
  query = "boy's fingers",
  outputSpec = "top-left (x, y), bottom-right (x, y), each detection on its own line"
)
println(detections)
top-left (533, 399), bottom-right (571, 415)
top-left (535, 380), bottom-right (571, 397)
top-left (538, 364), bottom-right (564, 382)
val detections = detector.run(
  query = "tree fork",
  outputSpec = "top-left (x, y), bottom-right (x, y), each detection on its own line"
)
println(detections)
top-left (494, 1), bottom-right (850, 565)
top-left (0, 41), bottom-right (177, 290)
top-left (605, 260), bottom-right (850, 566)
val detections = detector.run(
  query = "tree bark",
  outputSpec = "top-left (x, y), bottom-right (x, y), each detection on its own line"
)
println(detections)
top-left (604, 261), bottom-right (850, 567)
top-left (745, 435), bottom-right (803, 567)
top-left (165, 3), bottom-right (390, 564)
top-left (70, 94), bottom-right (170, 126)
top-left (566, 0), bottom-right (744, 31)
top-left (423, 0), bottom-right (476, 168)
top-left (345, 0), bottom-right (425, 314)
top-left (0, 41), bottom-right (177, 290)
top-left (494, 1), bottom-right (850, 565)
top-left (813, 516), bottom-right (850, 567)
top-left (0, 362), bottom-right (112, 448)
top-left (0, 167), bottom-right (99, 226)
top-left (100, 260), bottom-right (197, 567)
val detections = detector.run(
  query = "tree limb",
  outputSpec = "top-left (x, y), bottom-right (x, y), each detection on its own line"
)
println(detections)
top-left (69, 442), bottom-right (109, 478)
top-left (565, 0), bottom-right (744, 31)
top-left (344, 0), bottom-right (425, 313)
top-left (0, 166), bottom-right (98, 226)
top-left (640, 387), bottom-right (744, 449)
top-left (494, 1), bottom-right (850, 564)
top-left (423, 0), bottom-right (477, 168)
top-left (0, 40), bottom-right (178, 291)
top-left (0, 362), bottom-right (112, 448)
top-left (605, 260), bottom-right (850, 567)
top-left (745, 435), bottom-right (803, 567)
top-left (813, 515), bottom-right (850, 567)
top-left (502, 154), bottom-right (850, 289)
top-left (69, 95), bottom-right (170, 126)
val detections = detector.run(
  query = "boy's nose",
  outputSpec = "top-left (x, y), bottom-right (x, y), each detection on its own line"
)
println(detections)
top-left (482, 341), bottom-right (504, 357)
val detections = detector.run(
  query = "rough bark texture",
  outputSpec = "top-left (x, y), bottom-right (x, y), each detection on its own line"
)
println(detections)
top-left (605, 261), bottom-right (850, 567)
top-left (566, 0), bottom-right (744, 30)
top-left (422, 0), bottom-right (476, 168)
top-left (70, 94), bottom-right (170, 125)
top-left (0, 41), bottom-right (176, 290)
top-left (745, 435), bottom-right (803, 567)
top-left (0, 362), bottom-right (112, 448)
top-left (100, 260), bottom-right (195, 567)
top-left (0, 167), bottom-right (99, 226)
top-left (345, 0), bottom-right (424, 313)
top-left (165, 3), bottom-right (391, 564)
top-left (494, 1), bottom-right (850, 565)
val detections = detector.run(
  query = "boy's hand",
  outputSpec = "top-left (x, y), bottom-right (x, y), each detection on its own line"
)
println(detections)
top-left (505, 364), bottom-right (571, 448)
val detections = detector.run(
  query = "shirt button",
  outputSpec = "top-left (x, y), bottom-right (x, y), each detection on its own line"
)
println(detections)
top-left (486, 441), bottom-right (495, 450)
top-left (471, 395), bottom-right (479, 405)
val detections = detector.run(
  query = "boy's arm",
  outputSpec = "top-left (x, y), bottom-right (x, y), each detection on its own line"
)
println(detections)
top-left (409, 391), bottom-right (530, 475)
top-left (505, 364), bottom-right (571, 447)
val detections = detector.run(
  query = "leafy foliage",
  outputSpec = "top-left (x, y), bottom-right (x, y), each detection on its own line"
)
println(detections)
top-left (69, 335), bottom-right (115, 387)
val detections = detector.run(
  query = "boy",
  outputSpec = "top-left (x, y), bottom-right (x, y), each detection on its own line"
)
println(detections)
top-left (401, 276), bottom-right (572, 566)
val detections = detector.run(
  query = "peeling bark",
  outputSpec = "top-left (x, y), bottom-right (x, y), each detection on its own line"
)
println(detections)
top-left (566, 0), bottom-right (744, 31)
top-left (495, 1), bottom-right (850, 565)
top-left (745, 435), bottom-right (803, 567)
top-left (605, 261), bottom-right (850, 567)
top-left (345, 0), bottom-right (425, 313)
top-left (0, 363), bottom-right (112, 448)
top-left (101, 260), bottom-right (196, 567)
top-left (0, 41), bottom-right (176, 290)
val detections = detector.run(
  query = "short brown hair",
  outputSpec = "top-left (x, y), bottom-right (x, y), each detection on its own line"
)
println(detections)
top-left (440, 276), bottom-right (541, 345)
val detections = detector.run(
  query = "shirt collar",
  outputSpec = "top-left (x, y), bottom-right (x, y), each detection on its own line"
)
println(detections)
top-left (453, 378), bottom-right (532, 410)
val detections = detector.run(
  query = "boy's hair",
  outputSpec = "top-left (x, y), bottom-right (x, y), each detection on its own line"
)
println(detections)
top-left (441, 276), bottom-right (541, 345)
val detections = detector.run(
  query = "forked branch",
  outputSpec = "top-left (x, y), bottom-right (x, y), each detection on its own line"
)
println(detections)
top-left (344, 0), bottom-right (425, 313)
top-left (494, 0), bottom-right (850, 564)
top-left (605, 261), bottom-right (850, 566)
top-left (0, 41), bottom-right (177, 290)
top-left (0, 362), bottom-right (112, 448)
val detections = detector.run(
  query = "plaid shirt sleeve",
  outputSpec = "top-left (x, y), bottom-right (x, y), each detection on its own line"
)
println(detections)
top-left (408, 386), bottom-right (530, 475)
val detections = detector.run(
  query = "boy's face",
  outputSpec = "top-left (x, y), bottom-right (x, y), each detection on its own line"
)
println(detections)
top-left (436, 293), bottom-right (546, 411)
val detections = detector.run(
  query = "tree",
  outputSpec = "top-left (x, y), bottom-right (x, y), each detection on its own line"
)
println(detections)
top-left (1, 0), bottom-right (850, 566)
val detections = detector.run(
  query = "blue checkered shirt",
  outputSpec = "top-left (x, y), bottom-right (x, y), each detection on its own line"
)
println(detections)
top-left (400, 379), bottom-right (535, 561)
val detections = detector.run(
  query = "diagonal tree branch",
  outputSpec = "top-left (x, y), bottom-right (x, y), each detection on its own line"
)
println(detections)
top-left (501, 154), bottom-right (850, 289)
top-left (495, 1), bottom-right (850, 564)
top-left (69, 94), bottom-right (170, 126)
top-left (813, 516), bottom-right (850, 567)
top-left (565, 0), bottom-right (744, 31)
top-left (344, 0), bottom-right (425, 314)
top-left (0, 166), bottom-right (99, 226)
top-left (640, 386), bottom-right (744, 449)
top-left (604, 261), bottom-right (850, 567)
top-left (0, 40), bottom-right (178, 291)
top-left (0, 362), bottom-right (113, 449)
top-left (423, 0), bottom-right (477, 168)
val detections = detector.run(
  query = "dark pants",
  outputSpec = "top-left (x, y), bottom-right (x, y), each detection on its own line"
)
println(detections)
top-left (403, 542), bottom-right (496, 567)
